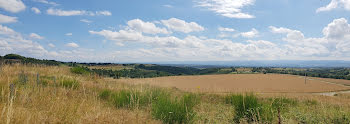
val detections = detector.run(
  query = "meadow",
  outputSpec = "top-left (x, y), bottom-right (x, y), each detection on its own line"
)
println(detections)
top-left (1, 64), bottom-right (350, 123)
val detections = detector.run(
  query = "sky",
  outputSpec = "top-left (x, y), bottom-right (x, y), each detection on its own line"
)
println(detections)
top-left (0, 0), bottom-right (350, 63)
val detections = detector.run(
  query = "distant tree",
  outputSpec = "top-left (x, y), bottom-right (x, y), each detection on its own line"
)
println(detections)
top-left (4, 54), bottom-right (24, 60)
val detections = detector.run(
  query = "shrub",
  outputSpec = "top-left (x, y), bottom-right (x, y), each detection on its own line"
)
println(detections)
top-left (59, 77), bottom-right (79, 89)
top-left (152, 93), bottom-right (199, 124)
top-left (70, 66), bottom-right (89, 75)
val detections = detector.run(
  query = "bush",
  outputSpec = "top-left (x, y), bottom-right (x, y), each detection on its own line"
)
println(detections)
top-left (152, 93), bottom-right (199, 124)
top-left (59, 77), bottom-right (79, 89)
top-left (225, 94), bottom-right (264, 123)
top-left (70, 66), bottom-right (90, 75)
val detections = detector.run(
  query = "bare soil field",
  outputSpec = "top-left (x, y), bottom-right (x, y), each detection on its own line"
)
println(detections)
top-left (117, 74), bottom-right (350, 93)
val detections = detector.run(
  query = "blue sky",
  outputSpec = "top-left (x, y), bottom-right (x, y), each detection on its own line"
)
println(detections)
top-left (0, 0), bottom-right (350, 62)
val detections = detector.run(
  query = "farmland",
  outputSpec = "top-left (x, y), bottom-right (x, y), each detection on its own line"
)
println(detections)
top-left (117, 74), bottom-right (350, 93)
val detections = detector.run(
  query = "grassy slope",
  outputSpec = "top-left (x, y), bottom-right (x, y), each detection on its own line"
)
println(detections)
top-left (1, 64), bottom-right (350, 123)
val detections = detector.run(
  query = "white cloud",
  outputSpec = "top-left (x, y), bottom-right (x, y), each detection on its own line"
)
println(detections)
top-left (95, 11), bottom-right (112, 16)
top-left (66, 42), bottom-right (79, 48)
top-left (47, 8), bottom-right (112, 16)
top-left (0, 14), bottom-right (18, 23)
top-left (0, 24), bottom-right (49, 57)
top-left (161, 18), bottom-right (204, 33)
top-left (127, 19), bottom-right (170, 34)
top-left (80, 19), bottom-right (92, 23)
top-left (29, 33), bottom-right (44, 39)
top-left (196, 0), bottom-right (255, 19)
top-left (269, 18), bottom-right (350, 58)
top-left (163, 5), bottom-right (173, 8)
top-left (87, 18), bottom-right (350, 62)
top-left (218, 27), bottom-right (235, 32)
top-left (0, 0), bottom-right (26, 13)
top-left (33, 0), bottom-right (59, 6)
top-left (48, 43), bottom-right (55, 48)
top-left (31, 7), bottom-right (41, 14)
top-left (65, 33), bottom-right (73, 36)
top-left (322, 18), bottom-right (350, 39)
top-left (241, 28), bottom-right (259, 38)
top-left (316, 0), bottom-right (350, 12)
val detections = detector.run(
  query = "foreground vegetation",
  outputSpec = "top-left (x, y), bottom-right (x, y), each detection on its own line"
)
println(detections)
top-left (1, 64), bottom-right (350, 123)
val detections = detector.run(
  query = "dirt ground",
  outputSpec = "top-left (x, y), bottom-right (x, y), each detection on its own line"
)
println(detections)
top-left (116, 74), bottom-right (350, 93)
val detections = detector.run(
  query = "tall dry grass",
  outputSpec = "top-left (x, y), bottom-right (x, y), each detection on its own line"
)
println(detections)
top-left (0, 64), bottom-right (160, 124)
top-left (1, 64), bottom-right (350, 123)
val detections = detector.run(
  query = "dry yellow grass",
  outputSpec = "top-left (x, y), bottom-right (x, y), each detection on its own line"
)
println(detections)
top-left (1, 64), bottom-right (350, 123)
top-left (0, 64), bottom-right (160, 124)
top-left (116, 74), bottom-right (350, 93)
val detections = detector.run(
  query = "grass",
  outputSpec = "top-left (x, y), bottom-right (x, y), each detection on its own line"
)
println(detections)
top-left (98, 87), bottom-right (199, 123)
top-left (225, 93), bottom-right (266, 123)
top-left (59, 77), bottom-right (79, 89)
top-left (1, 64), bottom-right (350, 123)
top-left (151, 93), bottom-right (199, 124)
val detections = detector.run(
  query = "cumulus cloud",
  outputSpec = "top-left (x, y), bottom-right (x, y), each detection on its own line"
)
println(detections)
top-left (0, 14), bottom-right (18, 23)
top-left (241, 28), bottom-right (259, 38)
top-left (66, 42), bottom-right (79, 48)
top-left (88, 18), bottom-right (286, 61)
top-left (127, 19), bottom-right (170, 34)
top-left (0, 24), bottom-right (49, 57)
top-left (47, 8), bottom-right (112, 16)
top-left (86, 18), bottom-right (350, 62)
top-left (29, 33), bottom-right (44, 39)
top-left (316, 0), bottom-right (350, 12)
top-left (31, 7), bottom-right (41, 14)
top-left (269, 18), bottom-right (350, 58)
top-left (322, 18), bottom-right (350, 39)
top-left (196, 0), bottom-right (255, 19)
top-left (161, 18), bottom-right (204, 33)
top-left (0, 0), bottom-right (26, 13)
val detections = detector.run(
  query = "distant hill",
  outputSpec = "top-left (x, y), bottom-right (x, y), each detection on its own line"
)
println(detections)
top-left (153, 60), bottom-right (350, 68)
top-left (0, 54), bottom-right (63, 66)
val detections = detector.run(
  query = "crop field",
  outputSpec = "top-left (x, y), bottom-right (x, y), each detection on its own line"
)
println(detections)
top-left (117, 74), bottom-right (350, 93)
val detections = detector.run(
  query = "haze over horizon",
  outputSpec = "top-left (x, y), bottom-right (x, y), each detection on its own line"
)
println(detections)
top-left (1, 0), bottom-right (350, 63)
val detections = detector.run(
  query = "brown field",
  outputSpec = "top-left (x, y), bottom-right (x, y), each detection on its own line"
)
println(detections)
top-left (117, 74), bottom-right (350, 93)
top-left (88, 65), bottom-right (133, 70)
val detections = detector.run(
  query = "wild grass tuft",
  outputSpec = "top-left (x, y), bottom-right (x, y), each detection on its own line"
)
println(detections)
top-left (151, 93), bottom-right (199, 124)
top-left (59, 77), bottom-right (79, 89)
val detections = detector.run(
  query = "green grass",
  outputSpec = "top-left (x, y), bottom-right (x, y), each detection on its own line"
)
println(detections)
top-left (225, 93), bottom-right (276, 123)
top-left (59, 77), bottom-right (79, 89)
top-left (98, 88), bottom-right (199, 124)
top-left (151, 93), bottom-right (199, 124)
